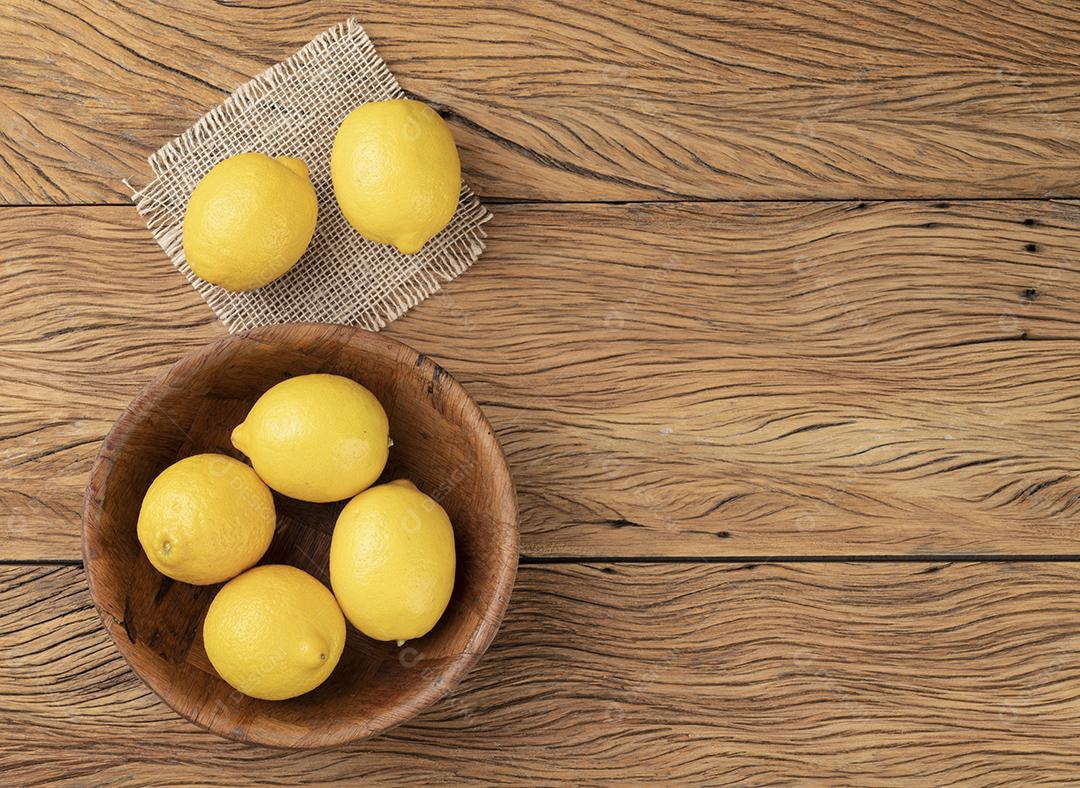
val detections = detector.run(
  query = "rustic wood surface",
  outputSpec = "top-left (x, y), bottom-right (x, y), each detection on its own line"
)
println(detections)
top-left (4, 0), bottom-right (1080, 782)
top-left (4, 0), bottom-right (1080, 203)
top-left (5, 562), bottom-right (1080, 784)
top-left (3, 202), bottom-right (1079, 560)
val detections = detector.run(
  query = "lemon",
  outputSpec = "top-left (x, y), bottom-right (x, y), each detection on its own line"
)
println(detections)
top-left (330, 479), bottom-right (456, 643)
top-left (182, 152), bottom-right (318, 291)
top-left (331, 99), bottom-right (461, 254)
top-left (203, 565), bottom-right (345, 701)
top-left (136, 454), bottom-right (275, 585)
top-left (231, 373), bottom-right (390, 503)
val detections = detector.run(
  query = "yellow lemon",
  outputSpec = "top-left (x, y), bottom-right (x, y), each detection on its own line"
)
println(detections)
top-left (203, 565), bottom-right (346, 701)
top-left (330, 480), bottom-right (456, 644)
top-left (182, 152), bottom-right (318, 291)
top-left (136, 454), bottom-right (275, 585)
top-left (231, 373), bottom-right (389, 503)
top-left (331, 99), bottom-right (461, 254)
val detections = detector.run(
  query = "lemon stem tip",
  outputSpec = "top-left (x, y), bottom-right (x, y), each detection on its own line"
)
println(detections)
top-left (275, 156), bottom-right (310, 180)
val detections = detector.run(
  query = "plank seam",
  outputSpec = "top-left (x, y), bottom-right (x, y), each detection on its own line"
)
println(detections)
top-left (3, 196), bottom-right (1080, 208)
top-left (11, 555), bottom-right (1080, 568)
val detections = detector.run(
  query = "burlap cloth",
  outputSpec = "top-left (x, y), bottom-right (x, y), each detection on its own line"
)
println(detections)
top-left (129, 19), bottom-right (491, 333)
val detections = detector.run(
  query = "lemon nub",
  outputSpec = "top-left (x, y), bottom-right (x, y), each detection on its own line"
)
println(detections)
top-left (276, 156), bottom-right (310, 180)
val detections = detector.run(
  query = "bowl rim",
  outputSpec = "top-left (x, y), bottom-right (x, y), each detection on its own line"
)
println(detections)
top-left (81, 322), bottom-right (519, 748)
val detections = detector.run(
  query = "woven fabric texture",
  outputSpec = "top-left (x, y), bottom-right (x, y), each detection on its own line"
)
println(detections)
top-left (129, 19), bottom-right (491, 333)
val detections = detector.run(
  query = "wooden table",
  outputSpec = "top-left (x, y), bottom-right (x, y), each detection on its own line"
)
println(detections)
top-left (3, 1), bottom-right (1080, 783)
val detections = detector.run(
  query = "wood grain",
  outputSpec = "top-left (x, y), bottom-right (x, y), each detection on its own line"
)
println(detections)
top-left (3, 201), bottom-right (1080, 560)
top-left (4, 0), bottom-right (1080, 204)
top-left (4, 561), bottom-right (1080, 783)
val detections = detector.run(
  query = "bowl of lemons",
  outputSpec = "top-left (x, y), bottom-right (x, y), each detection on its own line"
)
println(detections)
top-left (82, 323), bottom-right (518, 747)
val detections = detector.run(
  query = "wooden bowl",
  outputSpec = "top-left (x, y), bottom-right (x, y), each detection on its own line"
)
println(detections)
top-left (82, 323), bottom-right (518, 748)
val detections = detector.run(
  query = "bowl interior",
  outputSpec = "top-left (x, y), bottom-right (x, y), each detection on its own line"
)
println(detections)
top-left (82, 324), bottom-right (518, 748)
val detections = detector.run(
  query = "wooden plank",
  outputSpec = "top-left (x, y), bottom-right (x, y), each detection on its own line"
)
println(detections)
top-left (4, 0), bottom-right (1080, 204)
top-left (0, 207), bottom-right (223, 560)
top-left (3, 561), bottom-right (1080, 783)
top-left (2, 201), bottom-right (1080, 561)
